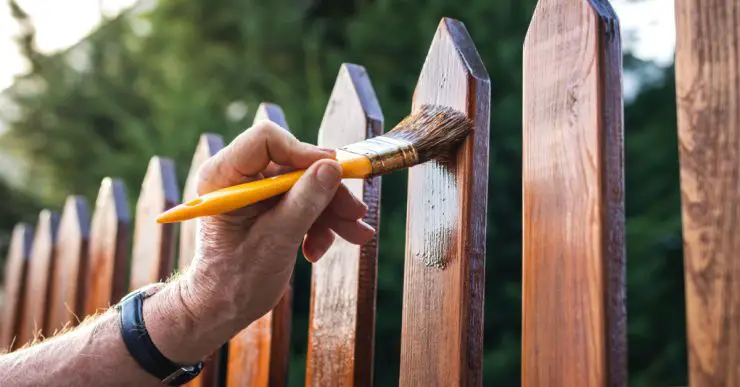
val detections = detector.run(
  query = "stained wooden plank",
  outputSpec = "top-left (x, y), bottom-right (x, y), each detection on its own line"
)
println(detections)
top-left (522, 1), bottom-right (625, 386)
top-left (399, 18), bottom-right (490, 386)
top-left (179, 133), bottom-right (224, 387)
top-left (227, 103), bottom-right (294, 387)
top-left (84, 178), bottom-right (131, 315)
top-left (1, 223), bottom-right (34, 351)
top-left (129, 157), bottom-right (179, 290)
top-left (675, 0), bottom-right (740, 385)
top-left (18, 210), bottom-right (60, 346)
top-left (304, 64), bottom-right (383, 387)
top-left (179, 134), bottom-right (224, 272)
top-left (47, 196), bottom-right (90, 332)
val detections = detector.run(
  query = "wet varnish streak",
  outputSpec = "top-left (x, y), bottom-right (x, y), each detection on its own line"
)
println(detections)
top-left (400, 18), bottom-right (490, 387)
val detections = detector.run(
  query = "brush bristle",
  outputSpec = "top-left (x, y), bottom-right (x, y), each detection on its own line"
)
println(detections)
top-left (385, 105), bottom-right (473, 163)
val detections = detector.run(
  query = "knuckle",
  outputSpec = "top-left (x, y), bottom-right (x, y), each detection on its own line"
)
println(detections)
top-left (251, 120), bottom-right (289, 140)
top-left (195, 156), bottom-right (220, 195)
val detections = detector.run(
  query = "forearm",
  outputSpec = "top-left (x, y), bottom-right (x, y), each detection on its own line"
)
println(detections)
top-left (0, 273), bottom-right (241, 386)
top-left (0, 309), bottom-right (153, 386)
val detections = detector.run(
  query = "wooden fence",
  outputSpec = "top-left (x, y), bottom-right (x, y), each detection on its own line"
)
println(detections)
top-left (2, 1), bottom-right (740, 385)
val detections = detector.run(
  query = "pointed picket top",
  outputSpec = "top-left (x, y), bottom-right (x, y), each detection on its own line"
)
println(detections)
top-left (130, 156), bottom-right (179, 290)
top-left (179, 134), bottom-right (224, 273)
top-left (317, 64), bottom-right (383, 148)
top-left (522, 1), bottom-right (624, 386)
top-left (19, 210), bottom-right (60, 346)
top-left (400, 18), bottom-right (490, 387)
top-left (227, 102), bottom-right (294, 387)
top-left (306, 63), bottom-right (383, 387)
top-left (48, 196), bottom-right (90, 332)
top-left (253, 102), bottom-right (289, 129)
top-left (1, 223), bottom-right (34, 350)
top-left (85, 178), bottom-right (131, 316)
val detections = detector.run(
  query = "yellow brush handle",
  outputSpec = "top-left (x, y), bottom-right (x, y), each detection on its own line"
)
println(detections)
top-left (156, 154), bottom-right (372, 223)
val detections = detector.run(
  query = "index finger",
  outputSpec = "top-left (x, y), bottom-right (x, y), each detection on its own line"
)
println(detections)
top-left (198, 120), bottom-right (335, 194)
top-left (228, 120), bottom-right (334, 175)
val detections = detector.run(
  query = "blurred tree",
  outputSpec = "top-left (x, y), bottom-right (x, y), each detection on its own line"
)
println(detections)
top-left (0, 0), bottom-right (686, 385)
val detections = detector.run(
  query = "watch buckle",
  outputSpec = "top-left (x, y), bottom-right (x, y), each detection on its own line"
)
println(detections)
top-left (161, 365), bottom-right (196, 384)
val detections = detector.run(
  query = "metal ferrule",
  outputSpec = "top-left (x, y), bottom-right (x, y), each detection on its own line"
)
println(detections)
top-left (339, 136), bottom-right (419, 177)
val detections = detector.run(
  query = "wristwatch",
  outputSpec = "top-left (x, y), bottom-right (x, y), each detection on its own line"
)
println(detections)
top-left (115, 284), bottom-right (204, 385)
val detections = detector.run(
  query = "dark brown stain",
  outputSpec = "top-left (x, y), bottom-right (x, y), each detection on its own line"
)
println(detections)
top-left (305, 63), bottom-right (383, 387)
top-left (399, 17), bottom-right (490, 387)
top-left (226, 103), bottom-right (294, 387)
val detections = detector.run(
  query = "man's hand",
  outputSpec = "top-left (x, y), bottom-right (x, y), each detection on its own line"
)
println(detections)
top-left (147, 120), bottom-right (375, 364)
top-left (0, 120), bottom-right (374, 386)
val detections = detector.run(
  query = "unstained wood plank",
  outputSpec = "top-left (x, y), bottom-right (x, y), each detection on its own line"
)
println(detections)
top-left (180, 133), bottom-right (224, 387)
top-left (675, 0), bottom-right (740, 385)
top-left (18, 210), bottom-right (60, 346)
top-left (305, 64), bottom-right (383, 387)
top-left (522, 1), bottom-right (625, 386)
top-left (48, 196), bottom-right (90, 332)
top-left (399, 18), bottom-right (490, 387)
top-left (1, 223), bottom-right (34, 351)
top-left (227, 103), bottom-right (294, 387)
top-left (84, 178), bottom-right (131, 315)
top-left (129, 157), bottom-right (179, 290)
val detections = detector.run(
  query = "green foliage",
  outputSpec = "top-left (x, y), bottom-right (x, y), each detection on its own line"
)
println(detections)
top-left (0, 0), bottom-right (687, 385)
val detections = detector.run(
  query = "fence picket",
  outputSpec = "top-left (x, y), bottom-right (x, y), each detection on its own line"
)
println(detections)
top-left (84, 178), bottom-right (131, 315)
top-left (399, 18), bottom-right (490, 386)
top-left (675, 0), bottom-right (740, 385)
top-left (227, 103), bottom-right (294, 387)
top-left (18, 210), bottom-right (60, 346)
top-left (305, 64), bottom-right (383, 387)
top-left (1, 224), bottom-right (34, 351)
top-left (48, 196), bottom-right (90, 332)
top-left (130, 157), bottom-right (179, 290)
top-left (522, 1), bottom-right (626, 386)
top-left (179, 133), bottom-right (224, 387)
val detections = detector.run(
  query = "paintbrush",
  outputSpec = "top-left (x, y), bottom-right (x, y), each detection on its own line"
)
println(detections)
top-left (156, 104), bottom-right (473, 223)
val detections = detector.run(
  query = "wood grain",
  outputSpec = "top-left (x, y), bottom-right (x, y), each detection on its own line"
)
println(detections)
top-left (305, 64), bottom-right (383, 387)
top-left (522, 1), bottom-right (625, 386)
top-left (399, 18), bottom-right (490, 387)
top-left (1, 223), bottom-right (34, 351)
top-left (18, 210), bottom-right (60, 345)
top-left (675, 0), bottom-right (740, 385)
top-left (227, 103), bottom-right (294, 387)
top-left (129, 157), bottom-right (179, 290)
top-left (84, 178), bottom-right (131, 315)
top-left (48, 196), bottom-right (90, 332)
top-left (180, 133), bottom-right (224, 387)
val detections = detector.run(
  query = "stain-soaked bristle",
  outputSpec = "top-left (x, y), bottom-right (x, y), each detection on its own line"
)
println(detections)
top-left (385, 105), bottom-right (473, 163)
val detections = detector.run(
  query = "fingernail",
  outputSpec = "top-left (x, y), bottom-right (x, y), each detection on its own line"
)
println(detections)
top-left (319, 147), bottom-right (336, 159)
top-left (317, 163), bottom-right (341, 190)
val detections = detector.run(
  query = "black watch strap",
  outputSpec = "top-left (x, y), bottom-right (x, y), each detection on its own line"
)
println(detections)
top-left (117, 288), bottom-right (204, 386)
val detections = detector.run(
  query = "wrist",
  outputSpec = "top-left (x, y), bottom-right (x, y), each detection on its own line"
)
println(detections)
top-left (142, 278), bottom-right (231, 365)
top-left (184, 241), bottom-right (263, 325)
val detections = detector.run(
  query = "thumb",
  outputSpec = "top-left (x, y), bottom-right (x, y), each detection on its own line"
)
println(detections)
top-left (258, 159), bottom-right (342, 240)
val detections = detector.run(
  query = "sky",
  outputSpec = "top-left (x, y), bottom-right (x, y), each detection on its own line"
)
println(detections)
top-left (0, 0), bottom-right (675, 92)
